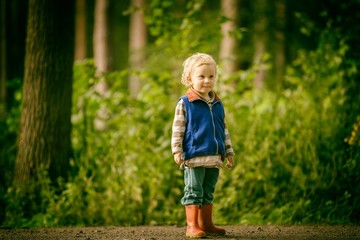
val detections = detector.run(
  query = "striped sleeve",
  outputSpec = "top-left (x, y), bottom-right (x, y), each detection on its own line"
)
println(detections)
top-left (171, 99), bottom-right (186, 155)
top-left (224, 121), bottom-right (235, 156)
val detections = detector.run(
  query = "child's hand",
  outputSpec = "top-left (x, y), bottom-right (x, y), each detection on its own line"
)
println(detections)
top-left (226, 155), bottom-right (234, 168)
top-left (174, 152), bottom-right (183, 165)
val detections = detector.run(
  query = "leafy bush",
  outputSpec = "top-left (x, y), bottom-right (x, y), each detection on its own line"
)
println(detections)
top-left (0, 79), bottom-right (22, 225)
top-left (32, 60), bottom-right (186, 226)
top-left (2, 1), bottom-right (359, 227)
top-left (216, 27), bottom-right (359, 225)
top-left (9, 28), bottom-right (357, 226)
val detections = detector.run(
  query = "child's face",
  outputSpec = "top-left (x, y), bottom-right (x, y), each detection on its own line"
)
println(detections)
top-left (190, 64), bottom-right (217, 97)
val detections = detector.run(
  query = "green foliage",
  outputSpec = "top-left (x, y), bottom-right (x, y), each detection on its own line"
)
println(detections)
top-left (216, 25), bottom-right (359, 225)
top-left (5, 28), bottom-right (359, 226)
top-left (145, 0), bottom-right (222, 61)
top-left (17, 60), bottom-right (187, 226)
top-left (2, 0), bottom-right (360, 228)
top-left (0, 78), bottom-right (22, 225)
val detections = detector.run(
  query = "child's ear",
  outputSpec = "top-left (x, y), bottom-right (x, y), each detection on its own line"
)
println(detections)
top-left (187, 76), bottom-right (192, 84)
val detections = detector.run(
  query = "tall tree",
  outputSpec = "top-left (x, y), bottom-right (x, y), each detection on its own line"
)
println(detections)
top-left (219, 0), bottom-right (238, 93)
top-left (75, 0), bottom-right (87, 60)
top-left (94, 0), bottom-right (112, 72)
top-left (129, 0), bottom-right (147, 97)
top-left (274, 0), bottom-right (286, 87)
top-left (253, 0), bottom-right (268, 88)
top-left (75, 0), bottom-right (95, 60)
top-left (14, 0), bottom-right (75, 184)
top-left (94, 0), bottom-right (112, 73)
top-left (93, 0), bottom-right (112, 93)
top-left (0, 0), bottom-right (6, 119)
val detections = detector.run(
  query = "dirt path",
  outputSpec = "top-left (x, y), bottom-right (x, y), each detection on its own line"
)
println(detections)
top-left (0, 225), bottom-right (359, 240)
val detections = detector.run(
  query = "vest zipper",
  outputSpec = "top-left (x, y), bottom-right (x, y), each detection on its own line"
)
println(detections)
top-left (208, 102), bottom-right (219, 154)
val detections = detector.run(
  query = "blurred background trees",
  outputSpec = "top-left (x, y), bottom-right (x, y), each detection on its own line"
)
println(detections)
top-left (0, 0), bottom-right (359, 227)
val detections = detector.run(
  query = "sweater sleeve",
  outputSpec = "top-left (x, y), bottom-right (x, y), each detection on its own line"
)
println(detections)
top-left (224, 121), bottom-right (235, 156)
top-left (171, 99), bottom-right (186, 155)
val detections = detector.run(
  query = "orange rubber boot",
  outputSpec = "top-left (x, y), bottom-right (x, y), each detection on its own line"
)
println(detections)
top-left (185, 205), bottom-right (206, 238)
top-left (198, 204), bottom-right (226, 236)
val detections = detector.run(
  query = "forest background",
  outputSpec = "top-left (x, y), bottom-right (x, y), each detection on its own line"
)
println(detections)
top-left (0, 0), bottom-right (359, 228)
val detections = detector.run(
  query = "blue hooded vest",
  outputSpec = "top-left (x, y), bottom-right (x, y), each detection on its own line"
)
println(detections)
top-left (181, 90), bottom-right (226, 160)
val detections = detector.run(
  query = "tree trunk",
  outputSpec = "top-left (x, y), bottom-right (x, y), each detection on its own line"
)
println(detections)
top-left (219, 0), bottom-right (238, 93)
top-left (93, 0), bottom-right (112, 94)
top-left (253, 0), bottom-right (267, 88)
top-left (94, 0), bottom-right (111, 72)
top-left (75, 0), bottom-right (87, 60)
top-left (0, 0), bottom-right (6, 119)
top-left (14, 0), bottom-right (75, 184)
top-left (274, 0), bottom-right (286, 87)
top-left (129, 0), bottom-right (147, 97)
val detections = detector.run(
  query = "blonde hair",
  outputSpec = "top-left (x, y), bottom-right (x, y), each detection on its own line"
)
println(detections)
top-left (181, 53), bottom-right (218, 87)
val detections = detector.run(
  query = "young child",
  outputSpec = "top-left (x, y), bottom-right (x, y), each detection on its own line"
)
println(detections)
top-left (171, 53), bottom-right (235, 238)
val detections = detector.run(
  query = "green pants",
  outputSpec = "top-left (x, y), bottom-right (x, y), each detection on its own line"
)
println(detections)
top-left (181, 167), bottom-right (220, 206)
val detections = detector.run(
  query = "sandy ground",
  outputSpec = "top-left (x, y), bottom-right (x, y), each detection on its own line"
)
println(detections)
top-left (0, 225), bottom-right (359, 240)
